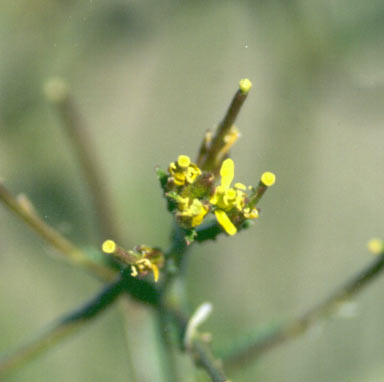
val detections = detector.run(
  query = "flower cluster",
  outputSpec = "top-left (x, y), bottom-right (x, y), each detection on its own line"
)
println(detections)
top-left (102, 240), bottom-right (164, 282)
top-left (163, 155), bottom-right (275, 237)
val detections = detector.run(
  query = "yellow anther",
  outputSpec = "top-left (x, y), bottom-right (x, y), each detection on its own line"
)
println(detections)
top-left (239, 78), bottom-right (252, 93)
top-left (102, 240), bottom-right (116, 254)
top-left (177, 155), bottom-right (191, 168)
top-left (261, 172), bottom-right (276, 187)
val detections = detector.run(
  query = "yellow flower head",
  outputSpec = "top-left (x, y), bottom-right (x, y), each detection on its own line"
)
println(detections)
top-left (210, 158), bottom-right (258, 235)
top-left (177, 198), bottom-right (209, 228)
top-left (102, 241), bottom-right (163, 282)
top-left (102, 239), bottom-right (116, 254)
top-left (239, 78), bottom-right (252, 94)
top-left (131, 258), bottom-right (160, 282)
top-left (261, 172), bottom-right (276, 187)
top-left (169, 155), bottom-right (201, 187)
top-left (129, 245), bottom-right (164, 282)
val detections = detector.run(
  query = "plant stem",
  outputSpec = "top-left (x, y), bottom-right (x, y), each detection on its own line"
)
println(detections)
top-left (48, 86), bottom-right (120, 242)
top-left (197, 86), bottom-right (250, 172)
top-left (0, 278), bottom-right (124, 377)
top-left (224, 250), bottom-right (384, 369)
top-left (191, 341), bottom-right (230, 382)
top-left (156, 308), bottom-right (179, 382)
top-left (167, 307), bottom-right (231, 382)
top-left (0, 183), bottom-right (116, 281)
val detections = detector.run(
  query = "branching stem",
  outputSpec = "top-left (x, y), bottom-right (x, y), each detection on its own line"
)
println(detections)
top-left (0, 278), bottom-right (124, 377)
top-left (49, 89), bottom-right (120, 242)
top-left (197, 87), bottom-right (249, 172)
top-left (0, 183), bottom-right (116, 281)
top-left (224, 250), bottom-right (384, 369)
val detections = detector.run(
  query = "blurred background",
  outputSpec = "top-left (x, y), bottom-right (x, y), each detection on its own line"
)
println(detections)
top-left (1, 0), bottom-right (384, 381)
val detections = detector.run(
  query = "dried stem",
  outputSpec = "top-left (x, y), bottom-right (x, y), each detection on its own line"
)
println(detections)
top-left (0, 278), bottom-right (124, 377)
top-left (224, 250), bottom-right (384, 369)
top-left (197, 86), bottom-right (250, 172)
top-left (0, 183), bottom-right (116, 281)
top-left (46, 79), bottom-right (120, 242)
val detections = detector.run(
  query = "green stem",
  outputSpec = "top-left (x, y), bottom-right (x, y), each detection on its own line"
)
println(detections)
top-left (167, 307), bottom-right (230, 382)
top-left (0, 278), bottom-right (124, 377)
top-left (0, 182), bottom-right (116, 281)
top-left (157, 308), bottom-right (179, 382)
top-left (224, 250), bottom-right (384, 369)
top-left (192, 341), bottom-right (229, 382)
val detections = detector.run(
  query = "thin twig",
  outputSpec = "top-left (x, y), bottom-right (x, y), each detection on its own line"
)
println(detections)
top-left (0, 183), bottom-right (116, 281)
top-left (156, 308), bottom-right (180, 382)
top-left (197, 85), bottom-right (250, 172)
top-left (45, 79), bottom-right (120, 242)
top-left (0, 278), bottom-right (124, 377)
top-left (192, 341), bottom-right (230, 382)
top-left (224, 250), bottom-right (384, 369)
top-left (167, 307), bottom-right (231, 382)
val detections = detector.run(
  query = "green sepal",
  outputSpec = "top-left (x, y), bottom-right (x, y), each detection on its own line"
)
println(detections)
top-left (184, 228), bottom-right (197, 245)
top-left (165, 191), bottom-right (178, 212)
top-left (156, 167), bottom-right (168, 192)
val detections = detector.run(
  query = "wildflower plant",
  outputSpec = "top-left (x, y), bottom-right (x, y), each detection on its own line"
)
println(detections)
top-left (1, 77), bottom-right (384, 382)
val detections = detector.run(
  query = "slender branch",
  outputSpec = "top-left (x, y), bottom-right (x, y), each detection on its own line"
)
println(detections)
top-left (156, 308), bottom-right (179, 382)
top-left (0, 183), bottom-right (116, 281)
top-left (166, 307), bottom-right (231, 382)
top-left (191, 341), bottom-right (230, 382)
top-left (45, 78), bottom-right (120, 242)
top-left (0, 278), bottom-right (124, 377)
top-left (197, 83), bottom-right (250, 172)
top-left (224, 250), bottom-right (384, 369)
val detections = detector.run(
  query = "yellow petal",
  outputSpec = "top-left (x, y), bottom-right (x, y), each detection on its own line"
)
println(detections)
top-left (220, 158), bottom-right (234, 189)
top-left (234, 182), bottom-right (246, 190)
top-left (214, 210), bottom-right (237, 235)
top-left (151, 264), bottom-right (160, 282)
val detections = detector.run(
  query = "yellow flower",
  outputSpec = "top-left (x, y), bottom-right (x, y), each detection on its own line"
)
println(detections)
top-left (239, 78), bottom-right (252, 93)
top-left (101, 241), bottom-right (163, 282)
top-left (102, 239), bottom-right (116, 254)
top-left (131, 258), bottom-right (160, 282)
top-left (169, 155), bottom-right (201, 187)
top-left (177, 198), bottom-right (209, 228)
top-left (210, 159), bottom-right (243, 235)
top-left (210, 158), bottom-right (259, 235)
top-left (261, 172), bottom-right (276, 187)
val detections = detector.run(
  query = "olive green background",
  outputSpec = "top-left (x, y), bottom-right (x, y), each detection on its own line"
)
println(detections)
top-left (1, 1), bottom-right (384, 381)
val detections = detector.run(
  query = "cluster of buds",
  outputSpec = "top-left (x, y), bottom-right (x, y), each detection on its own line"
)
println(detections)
top-left (102, 240), bottom-right (164, 282)
top-left (162, 154), bottom-right (275, 237)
